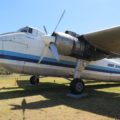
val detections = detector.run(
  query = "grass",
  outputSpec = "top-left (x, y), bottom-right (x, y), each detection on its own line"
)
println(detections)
top-left (0, 74), bottom-right (120, 120)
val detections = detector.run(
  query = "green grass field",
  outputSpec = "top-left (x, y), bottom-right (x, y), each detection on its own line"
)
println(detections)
top-left (0, 74), bottom-right (120, 120)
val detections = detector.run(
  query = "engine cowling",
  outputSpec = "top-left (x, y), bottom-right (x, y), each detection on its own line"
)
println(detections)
top-left (52, 32), bottom-right (77, 55)
top-left (52, 32), bottom-right (109, 61)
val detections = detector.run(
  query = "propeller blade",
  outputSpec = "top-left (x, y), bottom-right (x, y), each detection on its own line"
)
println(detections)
top-left (53, 9), bottom-right (66, 33)
top-left (43, 25), bottom-right (48, 34)
top-left (38, 46), bottom-right (47, 63)
top-left (49, 43), bottom-right (60, 61)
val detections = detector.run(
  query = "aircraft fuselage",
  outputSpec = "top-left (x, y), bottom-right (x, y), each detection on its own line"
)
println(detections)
top-left (0, 27), bottom-right (120, 81)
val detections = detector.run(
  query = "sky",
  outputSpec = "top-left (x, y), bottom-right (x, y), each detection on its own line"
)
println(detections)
top-left (0, 0), bottom-right (120, 34)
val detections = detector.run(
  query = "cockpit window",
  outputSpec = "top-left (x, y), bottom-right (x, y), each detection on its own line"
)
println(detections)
top-left (19, 27), bottom-right (33, 34)
top-left (20, 29), bottom-right (28, 33)
top-left (28, 28), bottom-right (33, 33)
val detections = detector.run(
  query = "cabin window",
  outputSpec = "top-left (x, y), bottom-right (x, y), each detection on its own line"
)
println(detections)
top-left (115, 65), bottom-right (120, 69)
top-left (108, 63), bottom-right (114, 67)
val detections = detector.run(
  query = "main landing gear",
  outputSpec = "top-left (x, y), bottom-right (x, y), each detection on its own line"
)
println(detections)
top-left (30, 75), bottom-right (39, 85)
top-left (70, 78), bottom-right (84, 94)
top-left (29, 60), bottom-right (88, 95)
top-left (70, 59), bottom-right (88, 94)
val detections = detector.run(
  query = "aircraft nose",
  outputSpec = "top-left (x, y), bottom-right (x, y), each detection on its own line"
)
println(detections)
top-left (0, 34), bottom-right (8, 41)
top-left (0, 35), bottom-right (11, 51)
top-left (0, 33), bottom-right (13, 43)
top-left (0, 35), bottom-right (4, 41)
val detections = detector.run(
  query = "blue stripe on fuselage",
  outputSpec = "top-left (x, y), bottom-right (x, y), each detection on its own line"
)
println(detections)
top-left (0, 50), bottom-right (76, 68)
top-left (0, 50), bottom-right (120, 74)
top-left (86, 65), bottom-right (120, 74)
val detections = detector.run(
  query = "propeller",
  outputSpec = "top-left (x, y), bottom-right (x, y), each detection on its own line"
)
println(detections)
top-left (43, 25), bottom-right (48, 34)
top-left (41, 10), bottom-right (66, 62)
top-left (41, 34), bottom-right (60, 61)
top-left (53, 10), bottom-right (66, 33)
top-left (49, 43), bottom-right (60, 61)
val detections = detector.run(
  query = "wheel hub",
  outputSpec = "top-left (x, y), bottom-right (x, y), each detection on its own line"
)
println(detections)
top-left (76, 82), bottom-right (83, 92)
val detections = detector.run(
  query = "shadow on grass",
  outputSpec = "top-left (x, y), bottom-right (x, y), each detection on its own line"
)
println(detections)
top-left (0, 80), bottom-right (120, 119)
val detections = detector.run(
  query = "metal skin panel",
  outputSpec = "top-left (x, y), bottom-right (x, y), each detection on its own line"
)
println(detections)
top-left (53, 32), bottom-right (77, 55)
top-left (84, 26), bottom-right (120, 55)
top-left (1, 26), bottom-right (120, 82)
top-left (1, 58), bottom-right (120, 81)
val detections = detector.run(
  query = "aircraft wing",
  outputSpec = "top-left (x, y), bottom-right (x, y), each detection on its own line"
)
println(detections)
top-left (84, 26), bottom-right (120, 55)
top-left (48, 26), bottom-right (120, 61)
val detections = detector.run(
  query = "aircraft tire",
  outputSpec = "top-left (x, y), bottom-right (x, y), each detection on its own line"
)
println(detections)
top-left (70, 79), bottom-right (84, 94)
top-left (30, 76), bottom-right (39, 85)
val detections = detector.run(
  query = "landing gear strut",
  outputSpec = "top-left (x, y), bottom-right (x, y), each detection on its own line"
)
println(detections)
top-left (70, 59), bottom-right (88, 94)
top-left (30, 76), bottom-right (39, 85)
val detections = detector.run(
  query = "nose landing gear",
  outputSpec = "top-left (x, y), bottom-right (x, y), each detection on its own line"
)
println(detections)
top-left (30, 76), bottom-right (39, 85)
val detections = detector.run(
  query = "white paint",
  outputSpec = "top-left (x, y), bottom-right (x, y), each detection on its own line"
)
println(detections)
top-left (0, 26), bottom-right (120, 82)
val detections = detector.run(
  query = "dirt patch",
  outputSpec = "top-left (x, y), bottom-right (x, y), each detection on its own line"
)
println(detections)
top-left (0, 75), bottom-right (120, 120)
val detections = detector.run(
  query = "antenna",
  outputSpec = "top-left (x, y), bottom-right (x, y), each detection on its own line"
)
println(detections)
top-left (43, 25), bottom-right (48, 34)
top-left (53, 10), bottom-right (66, 32)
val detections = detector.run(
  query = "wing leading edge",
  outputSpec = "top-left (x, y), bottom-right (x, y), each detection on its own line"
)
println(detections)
top-left (84, 26), bottom-right (120, 55)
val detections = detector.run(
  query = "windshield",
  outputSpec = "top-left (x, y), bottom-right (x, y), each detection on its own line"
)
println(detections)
top-left (18, 27), bottom-right (33, 34)
top-left (20, 29), bottom-right (28, 33)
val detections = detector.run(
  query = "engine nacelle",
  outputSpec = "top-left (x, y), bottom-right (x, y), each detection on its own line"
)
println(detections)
top-left (52, 32), bottom-right (108, 61)
top-left (52, 32), bottom-right (78, 55)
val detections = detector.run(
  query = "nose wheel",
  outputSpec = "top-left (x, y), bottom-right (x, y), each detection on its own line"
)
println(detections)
top-left (70, 79), bottom-right (84, 94)
top-left (30, 76), bottom-right (39, 85)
